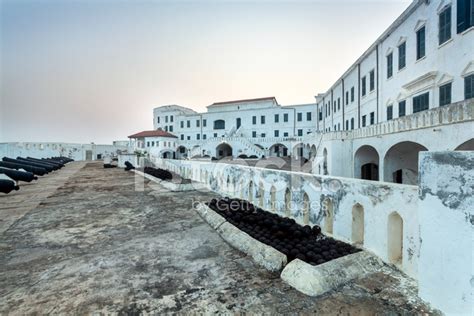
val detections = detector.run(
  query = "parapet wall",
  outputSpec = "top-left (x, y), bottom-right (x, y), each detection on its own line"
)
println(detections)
top-left (151, 157), bottom-right (420, 279)
top-left (0, 142), bottom-right (129, 161)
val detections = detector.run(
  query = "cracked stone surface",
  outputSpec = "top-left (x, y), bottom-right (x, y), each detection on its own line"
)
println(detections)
top-left (0, 162), bottom-right (439, 314)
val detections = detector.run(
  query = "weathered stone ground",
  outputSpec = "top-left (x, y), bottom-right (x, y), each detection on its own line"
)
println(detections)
top-left (0, 162), bottom-right (438, 314)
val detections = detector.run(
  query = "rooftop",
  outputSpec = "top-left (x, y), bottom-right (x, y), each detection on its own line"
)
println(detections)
top-left (128, 129), bottom-right (177, 139)
top-left (0, 162), bottom-right (439, 314)
top-left (208, 96), bottom-right (278, 107)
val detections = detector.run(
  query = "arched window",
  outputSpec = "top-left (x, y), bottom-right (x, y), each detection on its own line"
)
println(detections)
top-left (284, 188), bottom-right (291, 217)
top-left (214, 119), bottom-right (225, 130)
top-left (302, 192), bottom-right (310, 225)
top-left (388, 212), bottom-right (403, 265)
top-left (351, 204), bottom-right (364, 244)
top-left (270, 186), bottom-right (276, 212)
top-left (323, 198), bottom-right (333, 234)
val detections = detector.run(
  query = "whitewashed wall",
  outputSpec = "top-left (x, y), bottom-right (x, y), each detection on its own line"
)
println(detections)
top-left (152, 157), bottom-right (420, 279)
top-left (0, 142), bottom-right (129, 161)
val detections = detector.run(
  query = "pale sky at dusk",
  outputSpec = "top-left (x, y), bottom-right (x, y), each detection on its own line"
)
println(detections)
top-left (0, 0), bottom-right (411, 144)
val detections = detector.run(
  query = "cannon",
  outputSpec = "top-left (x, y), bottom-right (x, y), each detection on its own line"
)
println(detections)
top-left (6, 158), bottom-right (54, 172)
top-left (18, 157), bottom-right (60, 171)
top-left (27, 157), bottom-right (64, 168)
top-left (0, 167), bottom-right (37, 182)
top-left (124, 161), bottom-right (135, 171)
top-left (0, 161), bottom-right (47, 176)
top-left (0, 179), bottom-right (20, 194)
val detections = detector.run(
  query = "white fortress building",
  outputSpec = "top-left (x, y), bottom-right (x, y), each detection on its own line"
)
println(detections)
top-left (128, 1), bottom-right (474, 314)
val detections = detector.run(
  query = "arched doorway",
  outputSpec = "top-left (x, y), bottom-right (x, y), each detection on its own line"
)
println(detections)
top-left (310, 145), bottom-right (317, 159)
top-left (354, 145), bottom-right (379, 180)
top-left (351, 204), bottom-right (364, 245)
top-left (284, 188), bottom-right (291, 217)
top-left (161, 150), bottom-right (174, 159)
top-left (292, 143), bottom-right (305, 159)
top-left (323, 198), bottom-right (333, 234)
top-left (176, 146), bottom-right (188, 159)
top-left (248, 180), bottom-right (254, 203)
top-left (323, 148), bottom-right (328, 175)
top-left (216, 143), bottom-right (233, 159)
top-left (455, 138), bottom-right (474, 150)
top-left (258, 180), bottom-right (264, 208)
top-left (302, 192), bottom-right (310, 225)
top-left (383, 141), bottom-right (428, 184)
top-left (270, 186), bottom-right (276, 212)
top-left (388, 212), bottom-right (403, 265)
top-left (269, 143), bottom-right (289, 157)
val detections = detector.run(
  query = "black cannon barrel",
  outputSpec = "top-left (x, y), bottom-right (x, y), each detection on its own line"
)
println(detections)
top-left (0, 167), bottom-right (38, 182)
top-left (15, 157), bottom-right (57, 171)
top-left (4, 157), bottom-right (54, 172)
top-left (51, 156), bottom-right (73, 163)
top-left (40, 158), bottom-right (65, 167)
top-left (26, 157), bottom-right (63, 169)
top-left (20, 157), bottom-right (60, 170)
top-left (0, 179), bottom-right (20, 194)
top-left (0, 161), bottom-right (47, 176)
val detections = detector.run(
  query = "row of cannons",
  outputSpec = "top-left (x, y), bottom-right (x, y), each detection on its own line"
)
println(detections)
top-left (0, 156), bottom-right (74, 194)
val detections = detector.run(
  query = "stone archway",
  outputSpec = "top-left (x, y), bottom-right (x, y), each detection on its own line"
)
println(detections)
top-left (455, 138), bottom-right (474, 150)
top-left (354, 145), bottom-right (379, 181)
top-left (216, 143), bottom-right (233, 159)
top-left (383, 141), bottom-right (428, 184)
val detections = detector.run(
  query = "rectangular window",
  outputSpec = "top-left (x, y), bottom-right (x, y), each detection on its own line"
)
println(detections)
top-left (362, 115), bottom-right (367, 127)
top-left (345, 120), bottom-right (349, 130)
top-left (351, 118), bottom-right (355, 130)
top-left (169, 126), bottom-right (173, 132)
top-left (370, 70), bottom-right (375, 91)
top-left (187, 136), bottom-right (190, 140)
top-left (170, 115), bottom-right (173, 122)
top-left (164, 126), bottom-right (168, 132)
top-left (147, 141), bottom-right (150, 147)
top-left (362, 76), bottom-right (367, 96)
top-left (439, 82), bottom-right (452, 106)
top-left (203, 119), bottom-right (207, 127)
top-left (297, 112), bottom-right (302, 121)
top-left (297, 129), bottom-right (303, 136)
top-left (346, 91), bottom-right (349, 105)
top-left (370, 112), bottom-right (374, 125)
top-left (465, 74), bottom-right (474, 99)
top-left (187, 120), bottom-right (190, 128)
top-left (252, 131), bottom-right (257, 138)
top-left (416, 26), bottom-right (426, 60)
top-left (261, 115), bottom-right (265, 124)
top-left (283, 113), bottom-right (289, 122)
top-left (157, 117), bottom-right (160, 123)
top-left (307, 112), bottom-right (312, 120)
top-left (213, 133), bottom-right (217, 138)
top-left (387, 53), bottom-right (393, 78)
top-left (413, 92), bottom-right (430, 113)
top-left (261, 133), bottom-right (266, 138)
top-left (180, 121), bottom-right (184, 128)
top-left (457, 0), bottom-right (473, 34)
top-left (351, 87), bottom-right (355, 102)
top-left (319, 110), bottom-right (322, 121)
top-left (337, 98), bottom-right (341, 110)
top-left (196, 120), bottom-right (200, 127)
top-left (398, 42), bottom-right (406, 70)
top-left (252, 116), bottom-right (256, 124)
top-left (283, 132), bottom-right (289, 137)
top-left (203, 134), bottom-right (207, 140)
top-left (196, 134), bottom-right (200, 140)
top-left (165, 116), bottom-right (168, 123)
top-left (399, 100), bottom-right (406, 117)
top-left (180, 134), bottom-right (184, 140)
top-left (274, 130), bottom-right (279, 137)
top-left (439, 6), bottom-right (452, 45)
top-left (387, 105), bottom-right (393, 120)
top-left (274, 114), bottom-right (279, 123)
top-left (333, 101), bottom-right (336, 112)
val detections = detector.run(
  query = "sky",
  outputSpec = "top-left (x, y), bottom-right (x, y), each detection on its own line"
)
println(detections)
top-left (0, 0), bottom-right (411, 144)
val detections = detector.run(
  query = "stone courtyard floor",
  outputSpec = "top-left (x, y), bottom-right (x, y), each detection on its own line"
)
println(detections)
top-left (0, 162), bottom-right (439, 314)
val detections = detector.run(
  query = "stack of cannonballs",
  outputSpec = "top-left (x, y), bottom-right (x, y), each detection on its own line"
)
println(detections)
top-left (207, 197), bottom-right (360, 266)
top-left (144, 166), bottom-right (191, 184)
